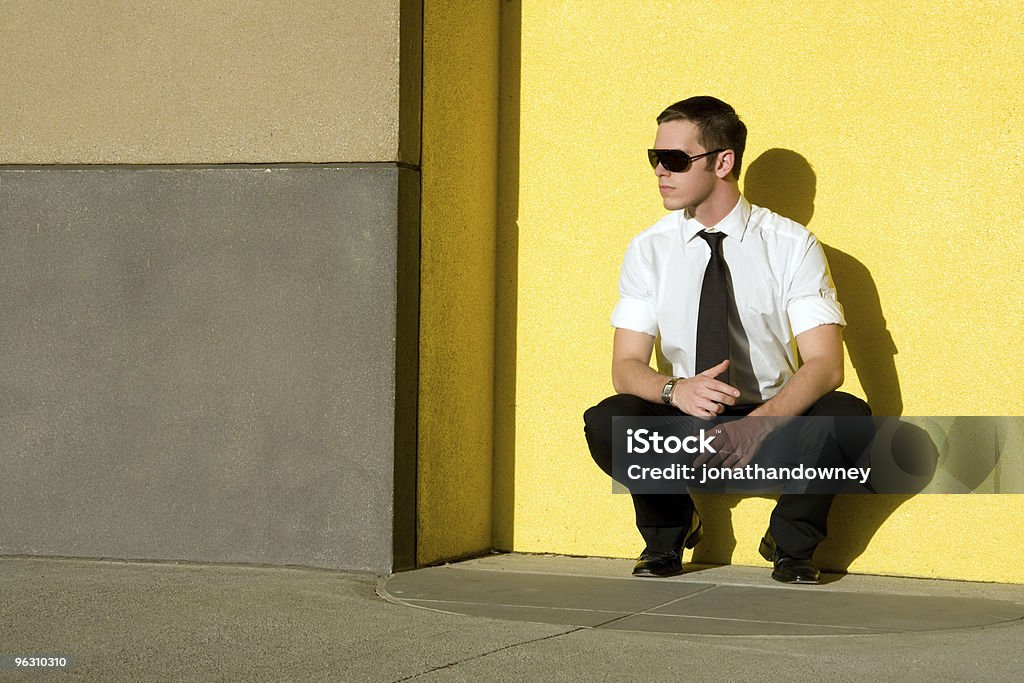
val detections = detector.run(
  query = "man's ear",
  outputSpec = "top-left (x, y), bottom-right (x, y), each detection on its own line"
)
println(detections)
top-left (716, 150), bottom-right (735, 179)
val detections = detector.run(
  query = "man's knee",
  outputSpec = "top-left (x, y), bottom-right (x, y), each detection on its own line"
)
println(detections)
top-left (807, 391), bottom-right (871, 417)
top-left (583, 393), bottom-right (654, 438)
top-left (584, 394), bottom-right (639, 475)
top-left (803, 392), bottom-right (875, 467)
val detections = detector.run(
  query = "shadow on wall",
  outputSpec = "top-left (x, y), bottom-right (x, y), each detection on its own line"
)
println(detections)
top-left (690, 148), bottom-right (913, 573)
top-left (491, 0), bottom-right (521, 553)
top-left (742, 148), bottom-right (903, 416)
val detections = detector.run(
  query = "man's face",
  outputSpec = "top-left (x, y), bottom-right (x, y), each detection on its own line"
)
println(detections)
top-left (652, 119), bottom-right (718, 212)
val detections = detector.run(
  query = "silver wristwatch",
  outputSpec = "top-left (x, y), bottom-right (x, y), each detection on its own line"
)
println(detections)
top-left (661, 377), bottom-right (681, 405)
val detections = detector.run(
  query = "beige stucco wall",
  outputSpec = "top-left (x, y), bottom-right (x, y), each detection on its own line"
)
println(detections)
top-left (0, 0), bottom-right (419, 164)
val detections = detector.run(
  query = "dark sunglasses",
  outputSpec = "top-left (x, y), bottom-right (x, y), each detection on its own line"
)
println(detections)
top-left (647, 148), bottom-right (726, 173)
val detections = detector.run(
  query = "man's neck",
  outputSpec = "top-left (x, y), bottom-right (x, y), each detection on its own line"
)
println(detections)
top-left (690, 182), bottom-right (741, 228)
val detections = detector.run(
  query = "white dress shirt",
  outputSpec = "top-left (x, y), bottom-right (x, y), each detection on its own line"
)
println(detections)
top-left (611, 196), bottom-right (845, 404)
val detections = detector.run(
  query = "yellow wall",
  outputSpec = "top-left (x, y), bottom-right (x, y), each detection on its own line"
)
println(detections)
top-left (0, 1), bottom-right (415, 164)
top-left (418, 0), bottom-right (500, 564)
top-left (502, 0), bottom-right (1024, 582)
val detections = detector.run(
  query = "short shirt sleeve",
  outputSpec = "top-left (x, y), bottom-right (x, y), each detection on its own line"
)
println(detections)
top-left (610, 238), bottom-right (659, 337)
top-left (786, 234), bottom-right (846, 337)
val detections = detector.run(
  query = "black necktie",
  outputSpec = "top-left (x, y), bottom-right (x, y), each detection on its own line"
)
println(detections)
top-left (696, 230), bottom-right (730, 385)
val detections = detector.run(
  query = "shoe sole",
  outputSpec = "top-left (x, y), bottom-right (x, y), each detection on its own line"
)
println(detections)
top-left (633, 568), bottom-right (684, 578)
top-left (770, 571), bottom-right (821, 584)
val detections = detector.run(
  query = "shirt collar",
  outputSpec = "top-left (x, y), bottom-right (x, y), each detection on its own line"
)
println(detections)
top-left (681, 195), bottom-right (751, 243)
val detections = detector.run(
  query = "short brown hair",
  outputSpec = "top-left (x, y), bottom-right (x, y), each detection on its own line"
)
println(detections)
top-left (658, 96), bottom-right (747, 179)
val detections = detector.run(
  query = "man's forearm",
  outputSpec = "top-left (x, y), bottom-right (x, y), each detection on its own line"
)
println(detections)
top-left (612, 359), bottom-right (673, 404)
top-left (749, 357), bottom-right (842, 418)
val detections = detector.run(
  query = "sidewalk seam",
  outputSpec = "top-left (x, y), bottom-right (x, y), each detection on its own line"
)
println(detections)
top-left (591, 585), bottom-right (718, 630)
top-left (389, 628), bottom-right (585, 682)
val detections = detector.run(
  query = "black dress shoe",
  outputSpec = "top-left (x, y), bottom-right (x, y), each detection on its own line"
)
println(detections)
top-left (633, 511), bottom-right (703, 578)
top-left (759, 531), bottom-right (821, 584)
top-left (770, 555), bottom-right (821, 584)
top-left (632, 549), bottom-right (683, 577)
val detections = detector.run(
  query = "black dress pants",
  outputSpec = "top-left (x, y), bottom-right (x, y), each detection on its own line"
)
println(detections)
top-left (583, 391), bottom-right (872, 559)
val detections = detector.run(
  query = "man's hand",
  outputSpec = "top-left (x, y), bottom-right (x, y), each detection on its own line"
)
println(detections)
top-left (693, 416), bottom-right (787, 469)
top-left (671, 360), bottom-right (740, 418)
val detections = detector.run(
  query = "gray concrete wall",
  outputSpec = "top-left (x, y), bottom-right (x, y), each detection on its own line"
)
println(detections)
top-left (0, 165), bottom-right (418, 573)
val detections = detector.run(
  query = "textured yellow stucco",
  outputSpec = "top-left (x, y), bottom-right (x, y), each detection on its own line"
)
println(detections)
top-left (503, 1), bottom-right (1024, 582)
top-left (417, 0), bottom-right (500, 564)
top-left (0, 1), bottom-right (416, 164)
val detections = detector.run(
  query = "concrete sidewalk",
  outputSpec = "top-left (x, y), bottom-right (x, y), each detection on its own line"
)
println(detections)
top-left (2, 554), bottom-right (1023, 681)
